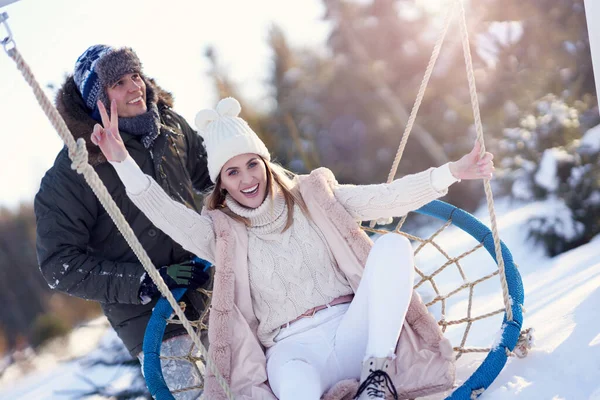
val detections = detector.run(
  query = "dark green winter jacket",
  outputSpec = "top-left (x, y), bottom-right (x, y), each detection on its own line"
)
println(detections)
top-left (34, 76), bottom-right (212, 356)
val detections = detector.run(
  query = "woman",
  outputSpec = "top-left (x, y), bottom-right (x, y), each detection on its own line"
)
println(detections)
top-left (91, 97), bottom-right (494, 400)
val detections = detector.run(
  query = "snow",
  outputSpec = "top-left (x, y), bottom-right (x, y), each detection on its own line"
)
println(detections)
top-left (0, 319), bottom-right (143, 400)
top-left (2, 200), bottom-right (600, 399)
top-left (580, 123), bottom-right (600, 153)
top-left (534, 149), bottom-right (562, 192)
top-left (527, 198), bottom-right (585, 242)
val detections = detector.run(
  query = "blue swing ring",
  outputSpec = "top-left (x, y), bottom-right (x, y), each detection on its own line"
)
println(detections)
top-left (142, 200), bottom-right (524, 400)
top-left (142, 287), bottom-right (187, 400)
top-left (416, 200), bottom-right (524, 399)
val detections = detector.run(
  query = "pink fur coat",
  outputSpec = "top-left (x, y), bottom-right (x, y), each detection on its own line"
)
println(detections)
top-left (202, 168), bottom-right (455, 399)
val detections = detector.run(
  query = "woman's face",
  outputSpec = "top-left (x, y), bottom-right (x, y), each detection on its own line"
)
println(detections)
top-left (220, 153), bottom-right (268, 209)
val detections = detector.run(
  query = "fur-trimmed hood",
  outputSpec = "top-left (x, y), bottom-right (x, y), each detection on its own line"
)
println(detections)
top-left (55, 75), bottom-right (175, 166)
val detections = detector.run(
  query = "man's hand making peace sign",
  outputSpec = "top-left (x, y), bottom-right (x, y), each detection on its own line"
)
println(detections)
top-left (90, 99), bottom-right (129, 162)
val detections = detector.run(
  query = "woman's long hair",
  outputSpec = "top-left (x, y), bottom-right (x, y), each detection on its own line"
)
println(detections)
top-left (203, 156), bottom-right (309, 232)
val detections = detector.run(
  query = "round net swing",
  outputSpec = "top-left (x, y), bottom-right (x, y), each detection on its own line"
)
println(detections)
top-left (0, 0), bottom-right (531, 398)
top-left (141, 1), bottom-right (531, 398)
top-left (143, 198), bottom-right (528, 400)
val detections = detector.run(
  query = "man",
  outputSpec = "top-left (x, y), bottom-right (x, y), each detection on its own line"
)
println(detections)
top-left (34, 45), bottom-right (212, 398)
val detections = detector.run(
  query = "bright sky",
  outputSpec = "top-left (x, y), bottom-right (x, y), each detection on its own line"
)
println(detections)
top-left (0, 0), bottom-right (329, 209)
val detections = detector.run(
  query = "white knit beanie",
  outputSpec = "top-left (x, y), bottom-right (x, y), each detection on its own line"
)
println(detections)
top-left (195, 98), bottom-right (271, 183)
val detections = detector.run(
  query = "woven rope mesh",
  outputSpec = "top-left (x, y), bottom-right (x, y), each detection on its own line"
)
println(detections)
top-left (159, 288), bottom-right (211, 397)
top-left (160, 211), bottom-right (509, 396)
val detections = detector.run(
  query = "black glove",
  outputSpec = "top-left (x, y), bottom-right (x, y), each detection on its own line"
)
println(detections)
top-left (138, 258), bottom-right (212, 302)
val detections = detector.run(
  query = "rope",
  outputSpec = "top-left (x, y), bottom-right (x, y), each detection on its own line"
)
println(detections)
top-left (373, 0), bottom-right (513, 323)
top-left (440, 308), bottom-right (505, 327)
top-left (171, 385), bottom-right (204, 395)
top-left (369, 0), bottom-right (455, 230)
top-left (3, 45), bottom-right (235, 400)
top-left (455, 0), bottom-right (512, 321)
top-left (385, 0), bottom-right (455, 185)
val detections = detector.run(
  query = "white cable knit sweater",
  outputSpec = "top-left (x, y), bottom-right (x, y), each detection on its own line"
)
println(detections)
top-left (111, 156), bottom-right (458, 347)
top-left (226, 191), bottom-right (353, 344)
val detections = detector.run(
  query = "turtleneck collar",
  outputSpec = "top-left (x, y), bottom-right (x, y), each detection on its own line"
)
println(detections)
top-left (226, 187), bottom-right (287, 234)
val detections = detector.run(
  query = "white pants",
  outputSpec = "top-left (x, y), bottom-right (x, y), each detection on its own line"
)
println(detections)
top-left (266, 234), bottom-right (415, 400)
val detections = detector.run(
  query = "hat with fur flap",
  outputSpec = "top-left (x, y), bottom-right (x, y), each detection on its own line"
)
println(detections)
top-left (73, 44), bottom-right (144, 119)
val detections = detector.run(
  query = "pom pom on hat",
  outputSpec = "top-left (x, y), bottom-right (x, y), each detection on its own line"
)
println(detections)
top-left (216, 97), bottom-right (242, 117)
top-left (195, 108), bottom-right (219, 134)
top-left (195, 97), bottom-right (270, 183)
top-left (195, 97), bottom-right (242, 134)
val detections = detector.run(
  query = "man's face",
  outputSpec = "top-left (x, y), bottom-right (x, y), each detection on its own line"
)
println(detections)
top-left (105, 73), bottom-right (147, 117)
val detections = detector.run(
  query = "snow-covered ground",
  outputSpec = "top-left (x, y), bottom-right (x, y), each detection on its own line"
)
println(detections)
top-left (416, 200), bottom-right (600, 399)
top-left (0, 319), bottom-right (141, 400)
top-left (1, 199), bottom-right (599, 399)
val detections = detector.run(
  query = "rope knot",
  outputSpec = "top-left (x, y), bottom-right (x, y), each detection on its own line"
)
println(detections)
top-left (470, 388), bottom-right (485, 399)
top-left (513, 327), bottom-right (535, 358)
top-left (70, 138), bottom-right (89, 174)
top-left (374, 216), bottom-right (394, 226)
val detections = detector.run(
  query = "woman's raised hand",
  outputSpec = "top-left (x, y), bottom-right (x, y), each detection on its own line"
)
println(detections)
top-left (449, 141), bottom-right (495, 180)
top-left (90, 99), bottom-right (128, 162)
